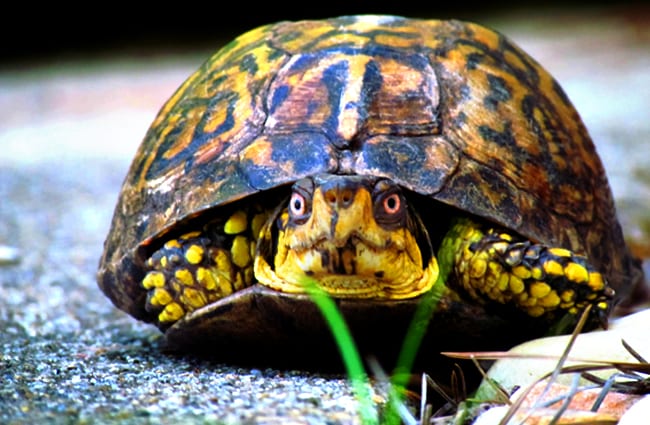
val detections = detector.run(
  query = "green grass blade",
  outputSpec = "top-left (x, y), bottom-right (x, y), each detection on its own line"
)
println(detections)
top-left (302, 239), bottom-right (454, 425)
top-left (382, 275), bottom-right (446, 425)
top-left (385, 248), bottom-right (453, 425)
top-left (302, 277), bottom-right (378, 425)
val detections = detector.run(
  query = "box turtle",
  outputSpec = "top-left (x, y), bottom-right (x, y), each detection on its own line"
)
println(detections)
top-left (98, 15), bottom-right (643, 365)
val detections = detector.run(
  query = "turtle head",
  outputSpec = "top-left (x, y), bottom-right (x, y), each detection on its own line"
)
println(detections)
top-left (254, 174), bottom-right (439, 299)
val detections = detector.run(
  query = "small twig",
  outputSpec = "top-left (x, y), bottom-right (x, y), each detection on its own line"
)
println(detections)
top-left (622, 338), bottom-right (648, 363)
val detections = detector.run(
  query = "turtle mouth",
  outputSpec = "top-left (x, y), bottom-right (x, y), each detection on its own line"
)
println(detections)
top-left (301, 239), bottom-right (384, 277)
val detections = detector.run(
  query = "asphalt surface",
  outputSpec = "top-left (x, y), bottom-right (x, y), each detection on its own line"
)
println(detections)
top-left (1, 8), bottom-right (649, 424)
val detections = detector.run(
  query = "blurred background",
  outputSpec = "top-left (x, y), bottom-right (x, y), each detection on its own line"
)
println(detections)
top-left (2, 1), bottom-right (647, 66)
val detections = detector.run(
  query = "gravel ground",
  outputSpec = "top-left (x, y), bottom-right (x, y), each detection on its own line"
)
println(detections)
top-left (1, 8), bottom-right (649, 425)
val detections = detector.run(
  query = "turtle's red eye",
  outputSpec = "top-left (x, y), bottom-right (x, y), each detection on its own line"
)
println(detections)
top-left (382, 193), bottom-right (401, 214)
top-left (289, 192), bottom-right (307, 217)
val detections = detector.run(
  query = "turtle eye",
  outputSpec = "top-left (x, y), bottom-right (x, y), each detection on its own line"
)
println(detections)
top-left (289, 192), bottom-right (308, 218)
top-left (382, 193), bottom-right (401, 215)
top-left (373, 186), bottom-right (406, 228)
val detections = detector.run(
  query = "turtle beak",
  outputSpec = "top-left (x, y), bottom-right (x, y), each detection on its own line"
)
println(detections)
top-left (316, 179), bottom-right (366, 247)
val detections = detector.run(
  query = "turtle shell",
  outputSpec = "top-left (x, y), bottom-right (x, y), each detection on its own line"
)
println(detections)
top-left (98, 15), bottom-right (642, 337)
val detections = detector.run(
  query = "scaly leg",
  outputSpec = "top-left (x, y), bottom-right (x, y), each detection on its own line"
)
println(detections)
top-left (440, 218), bottom-right (615, 327)
top-left (141, 206), bottom-right (271, 328)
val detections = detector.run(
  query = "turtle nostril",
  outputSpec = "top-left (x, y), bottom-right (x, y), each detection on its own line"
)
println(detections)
top-left (341, 190), bottom-right (353, 207)
top-left (326, 192), bottom-right (337, 205)
top-left (324, 189), bottom-right (354, 208)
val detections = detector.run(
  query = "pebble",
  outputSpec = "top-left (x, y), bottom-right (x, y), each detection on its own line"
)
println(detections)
top-left (0, 244), bottom-right (21, 265)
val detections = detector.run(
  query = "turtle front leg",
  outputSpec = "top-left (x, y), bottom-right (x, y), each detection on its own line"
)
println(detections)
top-left (141, 206), bottom-right (271, 328)
top-left (440, 218), bottom-right (615, 327)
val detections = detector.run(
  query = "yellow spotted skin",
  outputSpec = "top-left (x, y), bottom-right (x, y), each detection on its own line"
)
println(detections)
top-left (142, 171), bottom-right (615, 333)
top-left (442, 218), bottom-right (615, 323)
top-left (143, 178), bottom-right (615, 329)
top-left (142, 205), bottom-right (272, 327)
